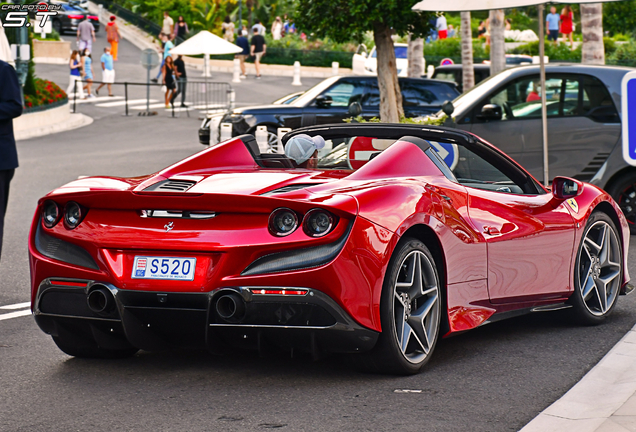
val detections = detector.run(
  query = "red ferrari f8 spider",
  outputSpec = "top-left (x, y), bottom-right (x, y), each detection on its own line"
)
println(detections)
top-left (29, 124), bottom-right (632, 374)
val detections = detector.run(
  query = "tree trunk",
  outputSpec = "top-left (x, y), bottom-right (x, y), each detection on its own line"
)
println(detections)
top-left (373, 22), bottom-right (403, 122)
top-left (581, 3), bottom-right (605, 65)
top-left (489, 9), bottom-right (505, 76)
top-left (460, 11), bottom-right (474, 91)
top-left (407, 34), bottom-right (424, 78)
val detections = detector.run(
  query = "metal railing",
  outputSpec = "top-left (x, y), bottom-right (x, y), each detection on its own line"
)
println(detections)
top-left (70, 79), bottom-right (233, 117)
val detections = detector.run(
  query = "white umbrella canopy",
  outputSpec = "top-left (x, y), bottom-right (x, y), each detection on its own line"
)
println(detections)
top-left (170, 30), bottom-right (242, 56)
top-left (413, 0), bottom-right (622, 186)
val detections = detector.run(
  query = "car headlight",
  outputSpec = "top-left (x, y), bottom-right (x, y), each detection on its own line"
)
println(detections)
top-left (42, 200), bottom-right (60, 228)
top-left (269, 208), bottom-right (299, 236)
top-left (64, 201), bottom-right (84, 229)
top-left (303, 209), bottom-right (335, 237)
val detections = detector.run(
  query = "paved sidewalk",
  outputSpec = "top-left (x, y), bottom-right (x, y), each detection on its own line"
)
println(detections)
top-left (522, 323), bottom-right (636, 432)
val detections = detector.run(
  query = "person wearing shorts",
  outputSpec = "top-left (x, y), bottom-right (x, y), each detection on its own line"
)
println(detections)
top-left (250, 28), bottom-right (266, 79)
top-left (95, 47), bottom-right (115, 96)
top-left (546, 6), bottom-right (560, 44)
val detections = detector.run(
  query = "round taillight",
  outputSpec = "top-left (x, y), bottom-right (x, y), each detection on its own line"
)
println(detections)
top-left (303, 209), bottom-right (334, 237)
top-left (64, 201), bottom-right (83, 229)
top-left (42, 200), bottom-right (59, 228)
top-left (268, 208), bottom-right (299, 236)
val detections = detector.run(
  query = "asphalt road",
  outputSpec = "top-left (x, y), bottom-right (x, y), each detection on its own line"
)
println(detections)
top-left (1, 30), bottom-right (636, 432)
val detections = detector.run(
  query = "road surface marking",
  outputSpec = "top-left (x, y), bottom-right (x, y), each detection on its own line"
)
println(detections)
top-left (95, 99), bottom-right (157, 108)
top-left (0, 302), bottom-right (31, 310)
top-left (0, 310), bottom-right (32, 321)
top-left (69, 96), bottom-right (124, 104)
top-left (394, 389), bottom-right (422, 393)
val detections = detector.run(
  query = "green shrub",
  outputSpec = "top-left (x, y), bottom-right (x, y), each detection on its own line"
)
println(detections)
top-left (423, 38), bottom-right (488, 63)
top-left (612, 33), bottom-right (631, 42)
top-left (24, 78), bottom-right (66, 109)
top-left (607, 40), bottom-right (636, 67)
top-left (509, 41), bottom-right (581, 61)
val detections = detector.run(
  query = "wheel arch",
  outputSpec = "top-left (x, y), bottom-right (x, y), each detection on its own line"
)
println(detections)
top-left (399, 223), bottom-right (450, 336)
top-left (603, 166), bottom-right (636, 196)
top-left (592, 201), bottom-right (624, 249)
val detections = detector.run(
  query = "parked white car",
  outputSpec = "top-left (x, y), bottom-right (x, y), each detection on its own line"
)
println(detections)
top-left (352, 43), bottom-right (425, 77)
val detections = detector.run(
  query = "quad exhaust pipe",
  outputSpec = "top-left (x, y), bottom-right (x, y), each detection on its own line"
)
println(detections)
top-left (215, 293), bottom-right (246, 322)
top-left (87, 284), bottom-right (115, 315)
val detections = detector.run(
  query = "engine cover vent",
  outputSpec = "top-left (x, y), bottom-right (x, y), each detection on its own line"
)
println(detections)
top-left (144, 179), bottom-right (197, 192)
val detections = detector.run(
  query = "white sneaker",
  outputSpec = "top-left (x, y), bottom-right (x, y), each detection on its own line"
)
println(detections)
top-left (240, 74), bottom-right (246, 79)
top-left (88, 94), bottom-right (96, 98)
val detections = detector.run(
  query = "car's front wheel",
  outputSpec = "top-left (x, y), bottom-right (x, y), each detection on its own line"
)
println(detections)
top-left (568, 211), bottom-right (623, 325)
top-left (364, 238), bottom-right (441, 375)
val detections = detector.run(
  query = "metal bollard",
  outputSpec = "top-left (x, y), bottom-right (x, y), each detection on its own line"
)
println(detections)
top-left (291, 61), bottom-right (302, 86)
top-left (332, 62), bottom-right (339, 76)
top-left (426, 65), bottom-right (435, 79)
top-left (255, 125), bottom-right (269, 153)
top-left (220, 123), bottom-right (233, 143)
top-left (232, 58), bottom-right (241, 83)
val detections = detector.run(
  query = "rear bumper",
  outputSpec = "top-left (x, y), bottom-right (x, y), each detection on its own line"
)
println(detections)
top-left (33, 279), bottom-right (379, 354)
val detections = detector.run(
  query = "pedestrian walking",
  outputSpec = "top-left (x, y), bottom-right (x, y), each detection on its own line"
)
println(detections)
top-left (95, 47), bottom-right (115, 96)
top-left (66, 50), bottom-right (85, 99)
top-left (560, 5), bottom-right (574, 49)
top-left (152, 33), bottom-right (173, 83)
top-left (436, 12), bottom-right (448, 39)
top-left (106, 16), bottom-right (121, 61)
top-left (173, 15), bottom-right (188, 42)
top-left (250, 27), bottom-right (266, 79)
top-left (172, 54), bottom-right (187, 107)
top-left (252, 19), bottom-right (266, 36)
top-left (162, 56), bottom-right (176, 108)
top-left (546, 6), bottom-right (561, 45)
top-left (81, 48), bottom-right (95, 97)
top-left (271, 16), bottom-right (282, 40)
top-left (222, 16), bottom-right (235, 42)
top-left (235, 28), bottom-right (249, 78)
top-left (76, 16), bottom-right (95, 52)
top-left (161, 11), bottom-right (174, 40)
top-left (0, 59), bottom-right (23, 261)
top-left (283, 18), bottom-right (295, 35)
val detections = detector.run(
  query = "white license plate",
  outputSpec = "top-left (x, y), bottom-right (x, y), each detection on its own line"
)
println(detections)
top-left (132, 256), bottom-right (196, 280)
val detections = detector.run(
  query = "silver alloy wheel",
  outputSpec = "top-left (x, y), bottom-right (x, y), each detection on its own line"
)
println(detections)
top-left (267, 131), bottom-right (279, 152)
top-left (578, 220), bottom-right (622, 316)
top-left (393, 250), bottom-right (440, 364)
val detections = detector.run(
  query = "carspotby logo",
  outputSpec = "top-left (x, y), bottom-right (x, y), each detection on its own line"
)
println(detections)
top-left (1, 3), bottom-right (61, 28)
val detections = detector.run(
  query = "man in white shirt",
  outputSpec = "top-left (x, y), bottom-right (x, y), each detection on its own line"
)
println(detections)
top-left (161, 12), bottom-right (174, 40)
top-left (436, 13), bottom-right (448, 39)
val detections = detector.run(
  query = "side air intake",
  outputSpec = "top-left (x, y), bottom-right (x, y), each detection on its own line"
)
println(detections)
top-left (144, 180), bottom-right (196, 192)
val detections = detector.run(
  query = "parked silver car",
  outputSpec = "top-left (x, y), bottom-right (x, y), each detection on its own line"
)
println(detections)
top-left (444, 63), bottom-right (636, 232)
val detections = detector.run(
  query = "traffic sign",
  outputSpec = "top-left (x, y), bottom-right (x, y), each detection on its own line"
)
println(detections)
top-left (622, 71), bottom-right (636, 166)
top-left (440, 58), bottom-right (454, 66)
top-left (140, 48), bottom-right (160, 70)
top-left (429, 140), bottom-right (459, 170)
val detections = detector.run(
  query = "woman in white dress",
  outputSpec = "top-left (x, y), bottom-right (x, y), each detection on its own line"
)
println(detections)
top-left (271, 16), bottom-right (282, 40)
top-left (222, 16), bottom-right (235, 42)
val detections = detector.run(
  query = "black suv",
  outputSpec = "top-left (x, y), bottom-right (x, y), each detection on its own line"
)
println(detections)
top-left (199, 76), bottom-right (459, 147)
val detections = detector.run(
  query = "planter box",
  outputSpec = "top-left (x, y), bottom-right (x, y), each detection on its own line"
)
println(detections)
top-left (33, 40), bottom-right (72, 64)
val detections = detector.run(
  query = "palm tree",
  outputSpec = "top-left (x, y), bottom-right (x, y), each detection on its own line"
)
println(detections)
top-left (489, 9), bottom-right (505, 75)
top-left (407, 35), bottom-right (424, 77)
top-left (460, 11), bottom-right (474, 91)
top-left (581, 3), bottom-right (605, 64)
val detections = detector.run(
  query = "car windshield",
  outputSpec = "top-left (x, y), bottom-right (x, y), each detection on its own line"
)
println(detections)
top-left (371, 46), bottom-right (408, 59)
top-left (291, 77), bottom-right (340, 107)
top-left (434, 68), bottom-right (516, 117)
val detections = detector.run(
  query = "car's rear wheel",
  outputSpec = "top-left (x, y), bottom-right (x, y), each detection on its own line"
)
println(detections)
top-left (52, 325), bottom-right (138, 359)
top-left (568, 212), bottom-right (623, 325)
top-left (606, 172), bottom-right (636, 234)
top-left (363, 238), bottom-right (441, 375)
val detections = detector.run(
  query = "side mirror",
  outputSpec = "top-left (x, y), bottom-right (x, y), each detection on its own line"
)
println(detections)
top-left (348, 101), bottom-right (362, 116)
top-left (552, 176), bottom-right (583, 199)
top-left (441, 100), bottom-right (454, 117)
top-left (477, 104), bottom-right (502, 121)
top-left (315, 95), bottom-right (333, 108)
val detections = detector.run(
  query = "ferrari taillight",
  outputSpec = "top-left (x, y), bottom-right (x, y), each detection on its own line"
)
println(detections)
top-left (249, 288), bottom-right (308, 296)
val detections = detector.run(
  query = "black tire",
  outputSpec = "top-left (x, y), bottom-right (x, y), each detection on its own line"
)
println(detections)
top-left (362, 238), bottom-right (441, 375)
top-left (606, 172), bottom-right (636, 235)
top-left (52, 325), bottom-right (138, 359)
top-left (568, 211), bottom-right (623, 325)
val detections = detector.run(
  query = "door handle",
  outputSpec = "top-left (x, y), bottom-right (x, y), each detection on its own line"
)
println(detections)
top-left (484, 226), bottom-right (500, 235)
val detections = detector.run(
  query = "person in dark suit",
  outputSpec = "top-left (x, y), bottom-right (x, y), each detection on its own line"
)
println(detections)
top-left (0, 60), bottom-right (23, 260)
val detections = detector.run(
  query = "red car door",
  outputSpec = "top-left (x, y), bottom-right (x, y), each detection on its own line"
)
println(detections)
top-left (465, 188), bottom-right (576, 303)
